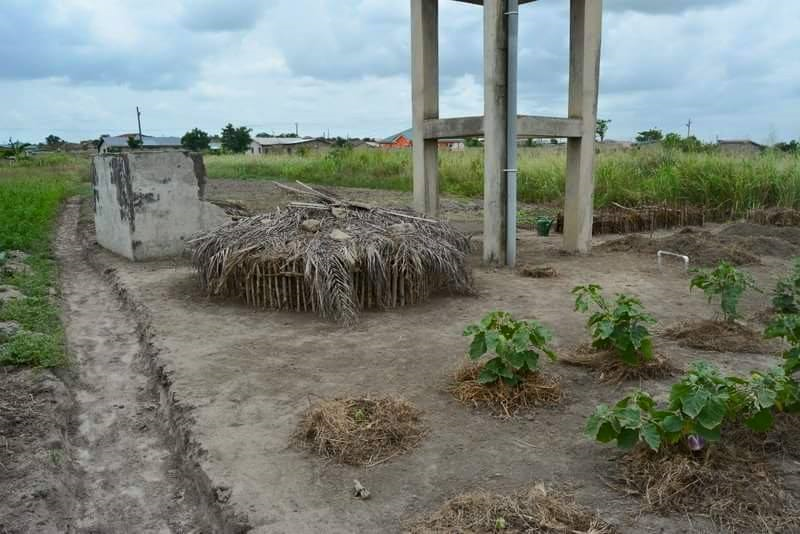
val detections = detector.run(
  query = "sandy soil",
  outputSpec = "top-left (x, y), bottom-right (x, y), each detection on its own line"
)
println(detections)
top-left (80, 181), bottom-right (799, 533)
top-left (61, 199), bottom-right (200, 532)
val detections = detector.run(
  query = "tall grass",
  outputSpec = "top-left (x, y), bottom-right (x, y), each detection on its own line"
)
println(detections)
top-left (206, 148), bottom-right (800, 213)
top-left (0, 154), bottom-right (87, 367)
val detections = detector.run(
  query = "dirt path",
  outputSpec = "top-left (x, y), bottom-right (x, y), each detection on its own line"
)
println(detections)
top-left (57, 198), bottom-right (198, 533)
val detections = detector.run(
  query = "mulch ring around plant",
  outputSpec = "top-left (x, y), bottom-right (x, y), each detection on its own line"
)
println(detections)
top-left (561, 346), bottom-right (679, 383)
top-left (292, 396), bottom-right (426, 466)
top-left (449, 363), bottom-right (562, 418)
top-left (407, 483), bottom-right (617, 534)
top-left (614, 438), bottom-right (800, 532)
top-left (661, 319), bottom-right (772, 353)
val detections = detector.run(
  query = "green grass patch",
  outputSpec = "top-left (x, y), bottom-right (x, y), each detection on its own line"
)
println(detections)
top-left (0, 154), bottom-right (87, 367)
top-left (206, 148), bottom-right (800, 214)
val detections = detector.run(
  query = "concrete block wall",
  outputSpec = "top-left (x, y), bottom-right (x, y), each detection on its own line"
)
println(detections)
top-left (91, 151), bottom-right (229, 261)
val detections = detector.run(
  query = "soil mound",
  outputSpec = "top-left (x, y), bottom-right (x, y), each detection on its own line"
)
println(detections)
top-left (602, 228), bottom-right (764, 267)
top-left (449, 364), bottom-right (562, 418)
top-left (747, 207), bottom-right (800, 227)
top-left (292, 396), bottom-right (425, 466)
top-left (662, 319), bottom-right (768, 353)
top-left (408, 483), bottom-right (617, 534)
top-left (620, 439), bottom-right (800, 531)
top-left (720, 222), bottom-right (800, 246)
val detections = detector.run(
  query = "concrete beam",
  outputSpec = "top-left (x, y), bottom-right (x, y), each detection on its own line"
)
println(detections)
top-left (423, 115), bottom-right (581, 140)
top-left (483, 0), bottom-right (508, 264)
top-left (517, 115), bottom-right (583, 138)
top-left (411, 0), bottom-right (440, 216)
top-left (563, 0), bottom-right (602, 253)
top-left (423, 116), bottom-right (484, 139)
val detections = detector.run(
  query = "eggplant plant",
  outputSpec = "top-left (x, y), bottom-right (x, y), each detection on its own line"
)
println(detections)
top-left (689, 261), bottom-right (759, 321)
top-left (764, 314), bottom-right (800, 374)
top-left (586, 362), bottom-right (800, 452)
top-left (772, 258), bottom-right (800, 314)
top-left (572, 284), bottom-right (656, 366)
top-left (463, 311), bottom-right (557, 386)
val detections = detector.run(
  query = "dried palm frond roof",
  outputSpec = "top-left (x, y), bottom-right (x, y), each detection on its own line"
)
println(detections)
top-left (190, 182), bottom-right (473, 324)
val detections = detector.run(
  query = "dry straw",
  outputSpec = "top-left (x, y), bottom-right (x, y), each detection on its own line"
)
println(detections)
top-left (191, 182), bottom-right (473, 324)
top-left (408, 483), bottom-right (617, 534)
top-left (292, 396), bottom-right (425, 466)
top-left (449, 363), bottom-right (562, 418)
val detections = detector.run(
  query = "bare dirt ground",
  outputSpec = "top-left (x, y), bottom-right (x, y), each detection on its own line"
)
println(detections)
top-left (75, 179), bottom-right (800, 533)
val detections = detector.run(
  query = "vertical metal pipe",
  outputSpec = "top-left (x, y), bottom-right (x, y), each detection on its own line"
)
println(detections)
top-left (505, 0), bottom-right (519, 267)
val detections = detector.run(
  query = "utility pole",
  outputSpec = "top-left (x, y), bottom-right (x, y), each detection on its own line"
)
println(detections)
top-left (136, 106), bottom-right (143, 142)
top-left (295, 122), bottom-right (299, 137)
top-left (686, 118), bottom-right (692, 138)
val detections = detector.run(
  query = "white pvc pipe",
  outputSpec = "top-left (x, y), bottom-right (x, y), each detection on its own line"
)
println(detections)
top-left (657, 250), bottom-right (689, 271)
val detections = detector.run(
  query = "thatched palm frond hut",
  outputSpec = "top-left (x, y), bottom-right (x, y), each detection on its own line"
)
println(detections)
top-left (191, 183), bottom-right (473, 324)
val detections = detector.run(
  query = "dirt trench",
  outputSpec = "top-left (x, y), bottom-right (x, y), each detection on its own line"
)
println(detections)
top-left (56, 198), bottom-right (205, 533)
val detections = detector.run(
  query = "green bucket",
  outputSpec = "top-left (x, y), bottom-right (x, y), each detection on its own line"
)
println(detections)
top-left (535, 217), bottom-right (554, 237)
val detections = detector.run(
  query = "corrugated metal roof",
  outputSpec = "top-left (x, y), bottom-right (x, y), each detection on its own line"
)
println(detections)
top-left (251, 137), bottom-right (329, 146)
top-left (380, 128), bottom-right (413, 144)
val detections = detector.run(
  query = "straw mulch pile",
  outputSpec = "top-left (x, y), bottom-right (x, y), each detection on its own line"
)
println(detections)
top-left (518, 265), bottom-right (557, 278)
top-left (618, 440), bottom-right (800, 532)
top-left (449, 363), bottom-right (562, 418)
top-left (561, 346), bottom-right (678, 384)
top-left (191, 182), bottom-right (473, 324)
top-left (661, 319), bottom-right (770, 353)
top-left (292, 396), bottom-right (426, 466)
top-left (408, 483), bottom-right (617, 534)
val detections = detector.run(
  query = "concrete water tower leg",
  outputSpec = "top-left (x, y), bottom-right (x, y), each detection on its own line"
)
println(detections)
top-left (563, 0), bottom-right (602, 253)
top-left (482, 0), bottom-right (509, 264)
top-left (411, 0), bottom-right (440, 217)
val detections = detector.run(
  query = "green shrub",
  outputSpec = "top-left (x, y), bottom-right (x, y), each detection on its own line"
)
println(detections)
top-left (586, 362), bottom-right (800, 452)
top-left (0, 331), bottom-right (63, 367)
top-left (572, 284), bottom-right (656, 366)
top-left (772, 258), bottom-right (800, 314)
top-left (764, 314), bottom-right (800, 373)
top-left (690, 261), bottom-right (759, 321)
top-left (463, 311), bottom-right (557, 386)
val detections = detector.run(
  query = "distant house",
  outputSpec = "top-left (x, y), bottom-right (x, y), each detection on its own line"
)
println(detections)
top-left (379, 129), bottom-right (413, 149)
top-left (438, 138), bottom-right (465, 151)
top-left (97, 134), bottom-right (182, 153)
top-left (717, 139), bottom-right (765, 155)
top-left (248, 137), bottom-right (331, 155)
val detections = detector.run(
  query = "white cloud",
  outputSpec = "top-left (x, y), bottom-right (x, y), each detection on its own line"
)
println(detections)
top-left (0, 0), bottom-right (798, 144)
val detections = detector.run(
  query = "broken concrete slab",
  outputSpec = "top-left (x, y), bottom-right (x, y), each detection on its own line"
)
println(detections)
top-left (91, 151), bottom-right (229, 261)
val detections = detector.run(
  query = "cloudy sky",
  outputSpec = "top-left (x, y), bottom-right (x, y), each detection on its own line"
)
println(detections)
top-left (1, 0), bottom-right (797, 144)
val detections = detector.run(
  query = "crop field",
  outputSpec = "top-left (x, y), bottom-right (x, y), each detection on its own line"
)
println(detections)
top-left (6, 154), bottom-right (800, 532)
top-left (206, 147), bottom-right (800, 216)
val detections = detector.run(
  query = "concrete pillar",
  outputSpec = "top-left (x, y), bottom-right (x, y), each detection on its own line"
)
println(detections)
top-left (483, 0), bottom-right (508, 264)
top-left (411, 0), bottom-right (439, 217)
top-left (564, 0), bottom-right (603, 253)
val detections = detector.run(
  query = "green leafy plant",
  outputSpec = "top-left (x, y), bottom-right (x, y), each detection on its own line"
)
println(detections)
top-left (586, 362), bottom-right (799, 452)
top-left (690, 261), bottom-right (759, 321)
top-left (772, 258), bottom-right (800, 314)
top-left (764, 314), bottom-right (800, 373)
top-left (463, 311), bottom-right (556, 386)
top-left (572, 284), bottom-right (656, 366)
